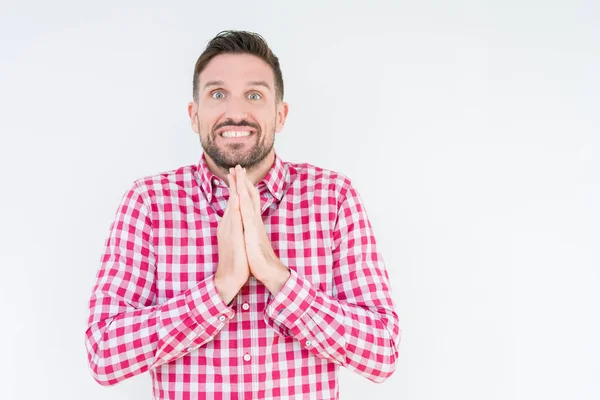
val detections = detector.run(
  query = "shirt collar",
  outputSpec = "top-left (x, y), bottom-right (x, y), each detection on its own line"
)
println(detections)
top-left (196, 152), bottom-right (288, 203)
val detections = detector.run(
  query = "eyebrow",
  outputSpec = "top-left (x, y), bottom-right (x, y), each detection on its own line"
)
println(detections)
top-left (202, 80), bottom-right (272, 91)
top-left (202, 80), bottom-right (225, 90)
top-left (247, 80), bottom-right (272, 91)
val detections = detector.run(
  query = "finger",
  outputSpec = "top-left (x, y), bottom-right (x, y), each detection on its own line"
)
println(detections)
top-left (226, 171), bottom-right (240, 224)
top-left (244, 176), bottom-right (261, 215)
top-left (227, 168), bottom-right (239, 209)
top-left (235, 166), bottom-right (249, 207)
top-left (235, 166), bottom-right (255, 227)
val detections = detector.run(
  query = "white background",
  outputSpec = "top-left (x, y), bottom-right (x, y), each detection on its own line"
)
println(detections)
top-left (1, 0), bottom-right (598, 399)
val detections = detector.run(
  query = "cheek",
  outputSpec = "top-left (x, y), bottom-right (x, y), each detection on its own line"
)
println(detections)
top-left (197, 102), bottom-right (222, 120)
top-left (197, 111), bottom-right (218, 132)
top-left (257, 108), bottom-right (278, 127)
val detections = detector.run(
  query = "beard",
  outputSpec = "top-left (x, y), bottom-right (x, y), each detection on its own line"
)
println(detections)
top-left (198, 117), bottom-right (276, 173)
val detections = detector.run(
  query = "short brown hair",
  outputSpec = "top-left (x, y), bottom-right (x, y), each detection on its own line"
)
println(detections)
top-left (192, 30), bottom-right (284, 102)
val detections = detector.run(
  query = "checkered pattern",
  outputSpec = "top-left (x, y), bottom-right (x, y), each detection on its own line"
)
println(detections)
top-left (85, 153), bottom-right (401, 399)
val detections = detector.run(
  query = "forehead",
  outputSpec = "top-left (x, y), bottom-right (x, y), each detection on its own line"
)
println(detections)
top-left (199, 53), bottom-right (275, 88)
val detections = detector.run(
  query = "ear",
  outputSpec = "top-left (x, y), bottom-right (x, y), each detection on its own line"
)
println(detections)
top-left (275, 101), bottom-right (289, 133)
top-left (188, 101), bottom-right (199, 134)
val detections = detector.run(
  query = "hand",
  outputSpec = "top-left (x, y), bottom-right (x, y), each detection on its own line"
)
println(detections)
top-left (214, 168), bottom-right (250, 304)
top-left (234, 165), bottom-right (290, 295)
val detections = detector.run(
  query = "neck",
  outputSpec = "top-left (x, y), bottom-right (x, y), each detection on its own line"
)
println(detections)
top-left (204, 151), bottom-right (275, 186)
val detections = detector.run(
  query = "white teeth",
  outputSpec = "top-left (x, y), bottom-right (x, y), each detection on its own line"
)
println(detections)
top-left (221, 131), bottom-right (252, 138)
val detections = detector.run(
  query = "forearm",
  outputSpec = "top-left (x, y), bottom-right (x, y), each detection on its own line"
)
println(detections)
top-left (86, 275), bottom-right (234, 386)
top-left (264, 269), bottom-right (401, 383)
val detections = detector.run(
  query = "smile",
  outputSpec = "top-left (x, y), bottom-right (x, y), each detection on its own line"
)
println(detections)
top-left (220, 130), bottom-right (254, 138)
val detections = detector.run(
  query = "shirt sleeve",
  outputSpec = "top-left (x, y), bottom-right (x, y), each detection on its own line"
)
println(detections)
top-left (85, 182), bottom-right (235, 386)
top-left (263, 179), bottom-right (401, 383)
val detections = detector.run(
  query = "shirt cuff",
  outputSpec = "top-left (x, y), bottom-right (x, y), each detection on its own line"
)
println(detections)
top-left (186, 275), bottom-right (235, 330)
top-left (265, 268), bottom-right (317, 328)
top-left (152, 276), bottom-right (236, 367)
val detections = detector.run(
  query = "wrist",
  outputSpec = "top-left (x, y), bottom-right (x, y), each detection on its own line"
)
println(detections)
top-left (260, 261), bottom-right (291, 296)
top-left (214, 275), bottom-right (243, 305)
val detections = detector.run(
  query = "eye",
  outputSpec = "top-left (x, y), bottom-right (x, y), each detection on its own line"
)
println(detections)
top-left (247, 92), bottom-right (262, 100)
top-left (211, 91), bottom-right (226, 99)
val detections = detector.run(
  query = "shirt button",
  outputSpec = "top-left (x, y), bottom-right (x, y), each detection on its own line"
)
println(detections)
top-left (305, 340), bottom-right (312, 347)
top-left (243, 353), bottom-right (251, 362)
top-left (218, 315), bottom-right (226, 321)
top-left (242, 303), bottom-right (250, 311)
top-left (213, 178), bottom-right (220, 186)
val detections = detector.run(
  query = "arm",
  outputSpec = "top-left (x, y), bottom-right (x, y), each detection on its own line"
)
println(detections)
top-left (263, 180), bottom-right (401, 383)
top-left (85, 182), bottom-right (234, 386)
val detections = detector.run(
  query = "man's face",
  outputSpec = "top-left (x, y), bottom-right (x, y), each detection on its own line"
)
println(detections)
top-left (189, 53), bottom-right (288, 172)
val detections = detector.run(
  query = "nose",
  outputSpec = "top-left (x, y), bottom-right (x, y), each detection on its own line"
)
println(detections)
top-left (224, 94), bottom-right (251, 121)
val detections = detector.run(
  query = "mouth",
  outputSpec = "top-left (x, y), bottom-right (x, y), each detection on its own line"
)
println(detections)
top-left (217, 127), bottom-right (257, 141)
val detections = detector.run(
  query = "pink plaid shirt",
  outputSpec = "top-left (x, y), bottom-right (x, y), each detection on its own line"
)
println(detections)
top-left (85, 153), bottom-right (401, 399)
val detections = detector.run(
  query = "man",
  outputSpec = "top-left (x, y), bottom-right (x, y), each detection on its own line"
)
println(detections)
top-left (85, 30), bottom-right (401, 399)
